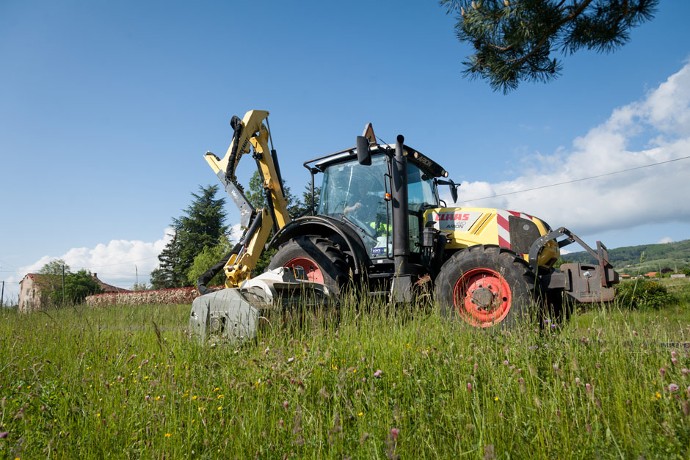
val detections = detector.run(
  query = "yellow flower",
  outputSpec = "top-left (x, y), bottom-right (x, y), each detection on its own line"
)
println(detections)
top-left (217, 405), bottom-right (223, 411)
top-left (164, 433), bottom-right (172, 438)
top-left (191, 395), bottom-right (198, 401)
top-left (655, 392), bottom-right (662, 400)
top-left (494, 396), bottom-right (499, 401)
top-left (358, 412), bottom-right (364, 417)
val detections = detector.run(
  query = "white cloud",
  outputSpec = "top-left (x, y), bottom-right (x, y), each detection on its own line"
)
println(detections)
top-left (658, 237), bottom-right (674, 244)
top-left (458, 62), bottom-right (690, 237)
top-left (3, 224), bottom-right (246, 304)
top-left (16, 228), bottom-right (173, 292)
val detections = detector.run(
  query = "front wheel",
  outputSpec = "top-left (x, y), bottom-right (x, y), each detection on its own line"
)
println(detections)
top-left (434, 245), bottom-right (538, 328)
top-left (267, 236), bottom-right (350, 295)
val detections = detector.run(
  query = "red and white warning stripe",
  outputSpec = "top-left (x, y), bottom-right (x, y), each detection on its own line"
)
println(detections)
top-left (496, 210), bottom-right (532, 250)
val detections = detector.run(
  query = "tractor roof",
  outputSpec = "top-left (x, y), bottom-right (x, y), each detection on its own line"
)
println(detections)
top-left (303, 143), bottom-right (448, 179)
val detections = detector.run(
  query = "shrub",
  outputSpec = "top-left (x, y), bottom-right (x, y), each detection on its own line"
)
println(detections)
top-left (615, 279), bottom-right (678, 310)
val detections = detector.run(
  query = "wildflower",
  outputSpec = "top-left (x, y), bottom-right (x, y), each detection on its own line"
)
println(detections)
top-left (374, 369), bottom-right (383, 378)
top-left (357, 411), bottom-right (364, 417)
top-left (585, 383), bottom-right (593, 394)
top-left (552, 363), bottom-right (559, 371)
top-left (503, 360), bottom-right (509, 366)
top-left (575, 377), bottom-right (581, 386)
top-left (0, 432), bottom-right (8, 439)
top-left (494, 396), bottom-right (499, 402)
top-left (390, 427), bottom-right (399, 441)
top-left (659, 367), bottom-right (666, 377)
top-left (191, 395), bottom-right (198, 401)
top-left (655, 392), bottom-right (662, 400)
top-left (681, 368), bottom-right (689, 376)
top-left (467, 382), bottom-right (472, 393)
top-left (164, 433), bottom-right (171, 438)
top-left (283, 400), bottom-right (289, 409)
top-left (668, 383), bottom-right (679, 392)
top-left (484, 444), bottom-right (495, 460)
top-left (217, 406), bottom-right (223, 411)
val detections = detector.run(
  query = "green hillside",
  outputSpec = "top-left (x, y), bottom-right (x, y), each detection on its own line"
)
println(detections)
top-left (561, 239), bottom-right (690, 275)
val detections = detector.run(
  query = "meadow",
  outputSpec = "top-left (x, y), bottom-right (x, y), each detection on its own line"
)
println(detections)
top-left (1, 280), bottom-right (689, 459)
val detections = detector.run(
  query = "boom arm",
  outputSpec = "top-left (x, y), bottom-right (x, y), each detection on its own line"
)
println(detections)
top-left (203, 110), bottom-right (291, 288)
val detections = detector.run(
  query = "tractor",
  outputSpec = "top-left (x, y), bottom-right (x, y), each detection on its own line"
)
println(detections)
top-left (190, 110), bottom-right (618, 340)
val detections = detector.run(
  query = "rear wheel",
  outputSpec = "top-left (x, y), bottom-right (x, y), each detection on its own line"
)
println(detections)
top-left (434, 245), bottom-right (537, 328)
top-left (268, 236), bottom-right (350, 295)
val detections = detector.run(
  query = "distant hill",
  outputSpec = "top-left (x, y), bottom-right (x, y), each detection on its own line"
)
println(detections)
top-left (561, 239), bottom-right (690, 275)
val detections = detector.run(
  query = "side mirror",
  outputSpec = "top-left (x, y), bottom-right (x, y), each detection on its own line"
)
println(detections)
top-left (356, 136), bottom-right (372, 166)
top-left (437, 179), bottom-right (459, 203)
top-left (449, 180), bottom-right (458, 203)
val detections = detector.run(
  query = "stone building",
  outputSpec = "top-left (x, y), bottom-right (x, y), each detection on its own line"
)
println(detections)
top-left (18, 272), bottom-right (130, 313)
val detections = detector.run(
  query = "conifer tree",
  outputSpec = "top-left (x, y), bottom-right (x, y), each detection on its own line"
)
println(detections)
top-left (150, 185), bottom-right (228, 288)
top-left (441, 0), bottom-right (658, 92)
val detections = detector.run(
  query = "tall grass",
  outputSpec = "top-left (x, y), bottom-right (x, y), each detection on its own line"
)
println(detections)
top-left (1, 292), bottom-right (689, 459)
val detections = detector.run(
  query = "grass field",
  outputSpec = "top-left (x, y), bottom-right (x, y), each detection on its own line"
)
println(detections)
top-left (1, 281), bottom-right (689, 459)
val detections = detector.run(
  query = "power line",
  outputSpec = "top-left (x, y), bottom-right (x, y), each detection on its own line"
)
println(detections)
top-left (462, 154), bottom-right (690, 203)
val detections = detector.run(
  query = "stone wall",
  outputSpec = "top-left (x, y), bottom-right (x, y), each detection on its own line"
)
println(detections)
top-left (86, 287), bottom-right (199, 307)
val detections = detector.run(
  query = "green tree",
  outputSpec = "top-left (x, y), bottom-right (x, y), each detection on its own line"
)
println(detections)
top-left (187, 235), bottom-right (233, 287)
top-left (63, 270), bottom-right (102, 304)
top-left (37, 261), bottom-right (102, 306)
top-left (37, 259), bottom-right (69, 307)
top-left (290, 183), bottom-right (321, 218)
top-left (151, 185), bottom-right (228, 289)
top-left (151, 232), bottom-right (183, 289)
top-left (441, 0), bottom-right (658, 92)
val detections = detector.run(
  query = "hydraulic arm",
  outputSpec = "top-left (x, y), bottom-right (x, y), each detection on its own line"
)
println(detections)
top-left (202, 110), bottom-right (291, 288)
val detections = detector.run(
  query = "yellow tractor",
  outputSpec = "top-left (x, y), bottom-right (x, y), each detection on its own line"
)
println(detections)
top-left (190, 110), bottom-right (618, 339)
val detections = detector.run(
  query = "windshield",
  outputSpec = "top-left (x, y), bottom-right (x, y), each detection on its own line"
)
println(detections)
top-left (319, 155), bottom-right (388, 220)
top-left (317, 154), bottom-right (439, 259)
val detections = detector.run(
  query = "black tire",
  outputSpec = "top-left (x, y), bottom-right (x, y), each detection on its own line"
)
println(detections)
top-left (267, 236), bottom-right (350, 295)
top-left (434, 245), bottom-right (538, 328)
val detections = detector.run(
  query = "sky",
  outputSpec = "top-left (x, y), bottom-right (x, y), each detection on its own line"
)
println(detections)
top-left (1, 1), bottom-right (689, 303)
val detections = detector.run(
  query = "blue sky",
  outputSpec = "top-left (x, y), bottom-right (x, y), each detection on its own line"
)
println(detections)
top-left (1, 1), bottom-right (689, 301)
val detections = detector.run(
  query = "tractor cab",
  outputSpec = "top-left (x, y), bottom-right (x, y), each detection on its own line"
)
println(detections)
top-left (304, 136), bottom-right (451, 278)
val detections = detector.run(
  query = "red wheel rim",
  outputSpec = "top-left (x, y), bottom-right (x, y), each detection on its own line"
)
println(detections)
top-left (284, 257), bottom-right (324, 284)
top-left (453, 268), bottom-right (512, 327)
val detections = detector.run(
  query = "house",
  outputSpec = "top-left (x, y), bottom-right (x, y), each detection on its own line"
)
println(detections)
top-left (18, 272), bottom-right (130, 313)
top-left (18, 273), bottom-right (44, 313)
